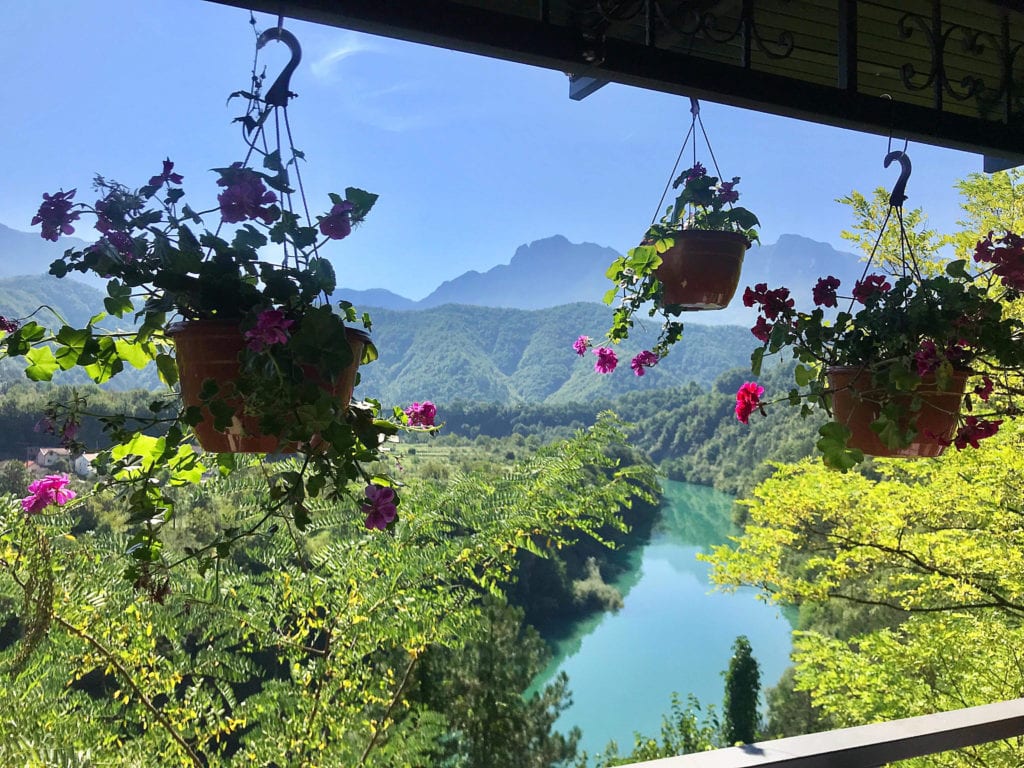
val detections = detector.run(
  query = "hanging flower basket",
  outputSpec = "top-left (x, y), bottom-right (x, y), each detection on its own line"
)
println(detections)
top-left (170, 320), bottom-right (370, 453)
top-left (827, 366), bottom-right (969, 458)
top-left (654, 230), bottom-right (750, 308)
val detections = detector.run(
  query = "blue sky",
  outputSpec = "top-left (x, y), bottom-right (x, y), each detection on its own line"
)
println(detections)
top-left (3, 0), bottom-right (983, 300)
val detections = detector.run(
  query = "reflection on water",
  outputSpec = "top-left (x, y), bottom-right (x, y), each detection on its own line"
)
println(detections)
top-left (528, 480), bottom-right (793, 759)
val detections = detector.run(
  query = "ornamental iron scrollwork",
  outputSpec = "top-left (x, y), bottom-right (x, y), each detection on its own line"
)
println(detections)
top-left (570, 0), bottom-right (795, 63)
top-left (897, 11), bottom-right (994, 103)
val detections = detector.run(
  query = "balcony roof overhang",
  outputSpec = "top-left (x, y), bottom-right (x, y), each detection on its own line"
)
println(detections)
top-left (207, 1), bottom-right (1024, 169)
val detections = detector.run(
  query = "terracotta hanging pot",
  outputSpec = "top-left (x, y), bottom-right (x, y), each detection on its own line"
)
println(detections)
top-left (827, 366), bottom-right (969, 458)
top-left (653, 230), bottom-right (750, 309)
top-left (170, 319), bottom-right (369, 453)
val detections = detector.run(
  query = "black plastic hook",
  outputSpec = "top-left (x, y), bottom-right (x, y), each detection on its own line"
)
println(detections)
top-left (884, 150), bottom-right (911, 208)
top-left (256, 26), bottom-right (302, 108)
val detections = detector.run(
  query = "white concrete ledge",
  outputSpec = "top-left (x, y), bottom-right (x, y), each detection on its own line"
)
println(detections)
top-left (621, 698), bottom-right (1024, 768)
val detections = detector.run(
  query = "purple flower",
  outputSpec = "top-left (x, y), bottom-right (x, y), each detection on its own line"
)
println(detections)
top-left (32, 190), bottom-right (80, 241)
top-left (21, 474), bottom-right (76, 515)
top-left (718, 179), bottom-right (739, 204)
top-left (216, 163), bottom-right (278, 225)
top-left (404, 401), bottom-right (437, 427)
top-left (244, 309), bottom-right (295, 352)
top-left (812, 276), bottom-right (840, 308)
top-left (630, 350), bottom-right (658, 376)
top-left (362, 484), bottom-right (398, 530)
top-left (593, 347), bottom-right (618, 374)
top-left (319, 201), bottom-right (355, 240)
top-left (148, 158), bottom-right (184, 189)
top-left (0, 316), bottom-right (19, 334)
top-left (573, 335), bottom-right (591, 357)
top-left (105, 230), bottom-right (134, 261)
top-left (685, 162), bottom-right (707, 183)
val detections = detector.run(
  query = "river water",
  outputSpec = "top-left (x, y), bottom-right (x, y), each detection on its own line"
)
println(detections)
top-left (529, 480), bottom-right (794, 759)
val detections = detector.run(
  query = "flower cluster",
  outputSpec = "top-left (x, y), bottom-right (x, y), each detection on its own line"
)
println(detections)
top-left (31, 190), bottom-right (81, 242)
top-left (734, 382), bottom-right (764, 424)
top-left (572, 336), bottom-right (659, 377)
top-left (736, 229), bottom-right (1024, 466)
top-left (974, 231), bottom-right (1024, 290)
top-left (404, 401), bottom-right (437, 428)
top-left (21, 474), bottom-right (76, 515)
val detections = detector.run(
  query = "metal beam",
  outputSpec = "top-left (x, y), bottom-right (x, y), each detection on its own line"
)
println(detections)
top-left (207, 0), bottom-right (1024, 163)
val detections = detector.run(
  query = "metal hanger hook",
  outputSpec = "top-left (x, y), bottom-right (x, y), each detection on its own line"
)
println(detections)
top-left (884, 149), bottom-right (911, 208)
top-left (256, 26), bottom-right (302, 108)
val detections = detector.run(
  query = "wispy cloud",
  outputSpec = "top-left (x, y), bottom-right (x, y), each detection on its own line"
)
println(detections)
top-left (310, 33), bottom-right (377, 79)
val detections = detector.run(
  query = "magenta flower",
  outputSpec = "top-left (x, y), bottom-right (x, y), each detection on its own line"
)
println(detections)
top-left (32, 190), bottom-right (81, 241)
top-left (21, 474), bottom-right (76, 515)
top-left (974, 375), bottom-right (994, 401)
top-left (573, 335), bottom-right (591, 356)
top-left (362, 484), bottom-right (398, 530)
top-left (950, 416), bottom-right (1003, 450)
top-left (216, 163), bottom-right (278, 224)
top-left (812, 276), bottom-right (841, 308)
top-left (742, 283), bottom-right (794, 320)
top-left (148, 158), bottom-right (184, 189)
top-left (913, 340), bottom-right (940, 376)
top-left (0, 316), bottom-right (19, 334)
top-left (974, 231), bottom-right (1024, 290)
top-left (750, 316), bottom-right (772, 343)
top-left (735, 381), bottom-right (765, 424)
top-left (244, 309), bottom-right (295, 352)
top-left (319, 201), bottom-right (355, 240)
top-left (593, 347), bottom-right (618, 374)
top-left (404, 401), bottom-right (437, 427)
top-left (630, 350), bottom-right (659, 377)
top-left (852, 274), bottom-right (891, 304)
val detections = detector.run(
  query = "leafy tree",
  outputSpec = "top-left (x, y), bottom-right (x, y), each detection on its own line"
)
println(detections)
top-left (722, 635), bottom-right (761, 744)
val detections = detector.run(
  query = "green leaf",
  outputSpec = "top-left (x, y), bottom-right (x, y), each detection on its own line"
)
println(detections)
top-left (25, 346), bottom-right (59, 381)
top-left (750, 347), bottom-right (765, 377)
top-left (794, 364), bottom-right (813, 387)
top-left (344, 187), bottom-right (378, 224)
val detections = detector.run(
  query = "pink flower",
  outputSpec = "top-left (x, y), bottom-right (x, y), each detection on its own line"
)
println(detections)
top-left (32, 190), bottom-right (80, 241)
top-left (404, 401), bottom-right (437, 427)
top-left (573, 335), bottom-right (591, 357)
top-left (852, 274), bottom-right (891, 303)
top-left (0, 316), bottom-right (19, 334)
top-left (812, 276), bottom-right (840, 308)
top-left (362, 484), bottom-right (398, 530)
top-left (318, 201), bottom-right (355, 240)
top-left (21, 474), bottom-right (76, 515)
top-left (244, 309), bottom-right (295, 352)
top-left (216, 163), bottom-right (278, 224)
top-left (593, 347), bottom-right (618, 374)
top-left (148, 158), bottom-right (184, 189)
top-left (630, 350), bottom-right (659, 377)
top-left (735, 382), bottom-right (765, 424)
top-left (914, 340), bottom-right (940, 376)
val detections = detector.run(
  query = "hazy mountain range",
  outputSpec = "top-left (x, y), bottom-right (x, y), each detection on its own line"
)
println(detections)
top-left (0, 225), bottom-right (870, 402)
top-left (333, 233), bottom-right (869, 325)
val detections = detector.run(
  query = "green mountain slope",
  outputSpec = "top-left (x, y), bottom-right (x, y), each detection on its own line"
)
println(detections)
top-left (0, 278), bottom-right (756, 403)
top-left (358, 303), bottom-right (754, 404)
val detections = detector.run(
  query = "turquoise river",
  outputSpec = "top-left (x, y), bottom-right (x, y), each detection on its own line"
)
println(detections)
top-left (529, 480), bottom-right (794, 759)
